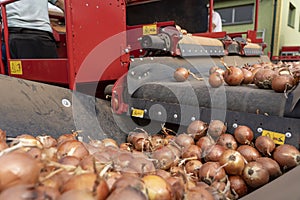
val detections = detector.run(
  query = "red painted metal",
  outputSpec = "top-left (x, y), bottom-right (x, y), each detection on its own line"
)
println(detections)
top-left (208, 0), bottom-right (214, 33)
top-left (254, 0), bottom-right (259, 31)
top-left (0, 0), bottom-right (130, 93)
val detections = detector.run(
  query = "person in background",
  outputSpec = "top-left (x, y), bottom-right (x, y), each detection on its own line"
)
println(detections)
top-left (211, 10), bottom-right (222, 32)
top-left (2, 0), bottom-right (65, 60)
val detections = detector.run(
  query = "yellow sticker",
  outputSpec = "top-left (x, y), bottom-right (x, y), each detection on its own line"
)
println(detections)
top-left (142, 24), bottom-right (157, 35)
top-left (131, 108), bottom-right (144, 118)
top-left (262, 130), bottom-right (285, 145)
top-left (10, 60), bottom-right (23, 75)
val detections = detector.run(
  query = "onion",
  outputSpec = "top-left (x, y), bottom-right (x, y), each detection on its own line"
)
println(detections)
top-left (175, 133), bottom-right (195, 149)
top-left (58, 189), bottom-right (97, 200)
top-left (216, 133), bottom-right (238, 150)
top-left (207, 120), bottom-right (227, 139)
top-left (254, 135), bottom-right (276, 156)
top-left (219, 149), bottom-right (245, 175)
top-left (61, 173), bottom-right (98, 193)
top-left (271, 74), bottom-right (295, 93)
top-left (57, 140), bottom-right (89, 160)
top-left (0, 151), bottom-right (41, 191)
top-left (203, 144), bottom-right (226, 162)
top-left (187, 120), bottom-right (208, 141)
top-left (36, 135), bottom-right (58, 148)
top-left (209, 66), bottom-right (224, 75)
top-left (184, 160), bottom-right (202, 176)
top-left (185, 187), bottom-right (214, 200)
top-left (127, 157), bottom-right (156, 175)
top-left (181, 144), bottom-right (202, 160)
top-left (0, 184), bottom-right (39, 200)
top-left (253, 68), bottom-right (277, 89)
top-left (242, 161), bottom-right (269, 188)
top-left (208, 72), bottom-right (224, 88)
top-left (233, 125), bottom-right (254, 145)
top-left (223, 66), bottom-right (244, 86)
top-left (272, 144), bottom-right (300, 170)
top-left (174, 67), bottom-right (189, 82)
top-left (196, 135), bottom-right (215, 151)
top-left (237, 145), bottom-right (261, 162)
top-left (241, 68), bottom-right (253, 84)
top-left (198, 162), bottom-right (226, 184)
top-left (228, 175), bottom-right (248, 198)
top-left (110, 176), bottom-right (146, 194)
top-left (142, 174), bottom-right (173, 200)
top-left (151, 144), bottom-right (179, 170)
top-left (255, 157), bottom-right (282, 179)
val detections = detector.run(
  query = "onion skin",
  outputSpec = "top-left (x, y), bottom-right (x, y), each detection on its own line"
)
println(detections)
top-left (271, 74), bottom-right (295, 93)
top-left (234, 125), bottom-right (254, 145)
top-left (208, 72), bottom-right (224, 88)
top-left (174, 67), bottom-right (189, 82)
top-left (0, 151), bottom-right (41, 191)
top-left (237, 145), bottom-right (261, 162)
top-left (241, 68), bottom-right (253, 84)
top-left (242, 161), bottom-right (269, 188)
top-left (203, 144), bottom-right (226, 162)
top-left (228, 175), bottom-right (248, 198)
top-left (223, 66), bottom-right (244, 86)
top-left (273, 144), bottom-right (300, 169)
top-left (207, 120), bottom-right (227, 139)
top-left (187, 120), bottom-right (208, 141)
top-left (219, 149), bottom-right (245, 175)
top-left (253, 68), bottom-right (277, 89)
top-left (198, 162), bottom-right (226, 184)
top-left (142, 174), bottom-right (173, 200)
top-left (254, 135), bottom-right (276, 156)
top-left (256, 157), bottom-right (282, 179)
top-left (216, 133), bottom-right (238, 150)
top-left (196, 136), bottom-right (215, 152)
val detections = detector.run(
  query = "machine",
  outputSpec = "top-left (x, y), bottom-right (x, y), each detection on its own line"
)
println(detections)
top-left (0, 0), bottom-right (299, 199)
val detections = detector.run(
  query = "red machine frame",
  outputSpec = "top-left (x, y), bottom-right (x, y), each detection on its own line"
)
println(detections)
top-left (0, 0), bottom-right (265, 97)
top-left (0, 0), bottom-right (130, 92)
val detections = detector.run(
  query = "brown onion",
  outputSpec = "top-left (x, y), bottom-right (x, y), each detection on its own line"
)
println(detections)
top-left (208, 72), bottom-right (224, 88)
top-left (273, 144), bottom-right (300, 169)
top-left (203, 144), bottom-right (226, 162)
top-left (198, 162), bottom-right (226, 184)
top-left (175, 133), bottom-right (195, 149)
top-left (0, 151), bottom-right (41, 191)
top-left (196, 135), bottom-right (215, 151)
top-left (241, 68), bottom-right (253, 84)
top-left (142, 174), bottom-right (173, 200)
top-left (237, 145), bottom-right (261, 162)
top-left (182, 144), bottom-right (202, 160)
top-left (187, 120), bottom-right (208, 141)
top-left (228, 175), bottom-right (248, 198)
top-left (242, 161), bottom-right (269, 188)
top-left (216, 133), bottom-right (238, 150)
top-left (223, 66), bottom-right (244, 86)
top-left (57, 140), bottom-right (89, 160)
top-left (233, 125), bottom-right (254, 145)
top-left (151, 144), bottom-right (179, 170)
top-left (184, 160), bottom-right (203, 176)
top-left (253, 68), bottom-right (277, 89)
top-left (254, 135), bottom-right (276, 156)
top-left (219, 149), bottom-right (245, 175)
top-left (174, 67), bottom-right (189, 82)
top-left (207, 120), bottom-right (227, 139)
top-left (271, 74), bottom-right (295, 93)
top-left (256, 157), bottom-right (282, 179)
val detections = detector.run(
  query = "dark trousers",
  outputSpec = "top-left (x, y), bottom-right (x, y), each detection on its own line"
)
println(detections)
top-left (8, 28), bottom-right (58, 59)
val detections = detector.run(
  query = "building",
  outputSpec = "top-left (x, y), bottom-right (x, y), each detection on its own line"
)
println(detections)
top-left (214, 0), bottom-right (300, 59)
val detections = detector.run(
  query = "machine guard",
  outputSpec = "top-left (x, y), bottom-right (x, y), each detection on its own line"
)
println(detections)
top-left (0, 75), bottom-right (126, 143)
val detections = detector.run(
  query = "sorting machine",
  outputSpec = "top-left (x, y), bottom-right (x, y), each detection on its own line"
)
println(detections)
top-left (0, 0), bottom-right (299, 198)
